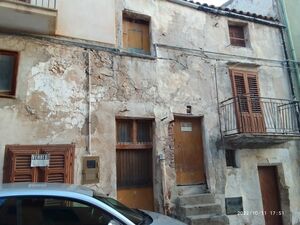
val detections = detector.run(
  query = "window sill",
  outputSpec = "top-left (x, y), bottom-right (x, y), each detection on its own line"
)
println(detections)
top-left (119, 49), bottom-right (156, 60)
top-left (228, 44), bottom-right (252, 50)
top-left (116, 143), bottom-right (153, 149)
top-left (0, 94), bottom-right (16, 99)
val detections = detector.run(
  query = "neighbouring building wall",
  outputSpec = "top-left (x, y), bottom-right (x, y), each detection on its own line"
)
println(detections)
top-left (1, 0), bottom-right (299, 224)
top-left (55, 0), bottom-right (116, 46)
top-left (284, 0), bottom-right (300, 62)
top-left (223, 0), bottom-right (300, 63)
top-left (222, 0), bottom-right (279, 18)
top-left (225, 144), bottom-right (300, 225)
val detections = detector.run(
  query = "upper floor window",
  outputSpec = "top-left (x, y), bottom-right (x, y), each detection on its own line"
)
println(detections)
top-left (0, 50), bottom-right (19, 97)
top-left (116, 119), bottom-right (153, 145)
top-left (122, 12), bottom-right (150, 55)
top-left (229, 24), bottom-right (246, 47)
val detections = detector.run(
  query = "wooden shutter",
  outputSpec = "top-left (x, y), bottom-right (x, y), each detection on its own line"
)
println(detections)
top-left (231, 71), bottom-right (249, 112)
top-left (3, 146), bottom-right (39, 183)
top-left (247, 74), bottom-right (261, 113)
top-left (122, 17), bottom-right (150, 54)
top-left (41, 145), bottom-right (74, 184)
top-left (230, 69), bottom-right (265, 133)
top-left (3, 145), bottom-right (74, 184)
top-left (117, 149), bottom-right (152, 188)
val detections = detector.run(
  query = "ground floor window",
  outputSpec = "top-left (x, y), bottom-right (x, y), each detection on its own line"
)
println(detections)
top-left (3, 144), bottom-right (75, 183)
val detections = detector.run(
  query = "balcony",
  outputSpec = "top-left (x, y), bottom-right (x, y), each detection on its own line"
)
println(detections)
top-left (0, 0), bottom-right (57, 35)
top-left (220, 96), bottom-right (300, 148)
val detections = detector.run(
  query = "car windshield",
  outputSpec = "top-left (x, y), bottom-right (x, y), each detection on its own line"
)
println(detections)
top-left (94, 192), bottom-right (148, 225)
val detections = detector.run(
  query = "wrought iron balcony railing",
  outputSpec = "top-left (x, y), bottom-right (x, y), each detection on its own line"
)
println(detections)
top-left (220, 96), bottom-right (300, 136)
top-left (16, 0), bottom-right (56, 9)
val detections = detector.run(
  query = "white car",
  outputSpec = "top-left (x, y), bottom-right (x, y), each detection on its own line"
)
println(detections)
top-left (0, 183), bottom-right (186, 225)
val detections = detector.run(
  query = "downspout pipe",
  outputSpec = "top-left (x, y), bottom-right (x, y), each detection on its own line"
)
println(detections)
top-left (159, 153), bottom-right (168, 215)
top-left (85, 49), bottom-right (92, 155)
top-left (278, 0), bottom-right (300, 100)
top-left (279, 28), bottom-right (296, 99)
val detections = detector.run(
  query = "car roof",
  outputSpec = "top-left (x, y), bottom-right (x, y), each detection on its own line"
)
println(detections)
top-left (0, 182), bottom-right (94, 197)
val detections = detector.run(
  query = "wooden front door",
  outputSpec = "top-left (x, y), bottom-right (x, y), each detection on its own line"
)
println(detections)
top-left (3, 144), bottom-right (74, 184)
top-left (116, 119), bottom-right (154, 211)
top-left (174, 117), bottom-right (205, 185)
top-left (258, 166), bottom-right (283, 225)
top-left (230, 69), bottom-right (265, 133)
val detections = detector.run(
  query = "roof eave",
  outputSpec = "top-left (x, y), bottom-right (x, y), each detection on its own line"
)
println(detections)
top-left (167, 0), bottom-right (284, 28)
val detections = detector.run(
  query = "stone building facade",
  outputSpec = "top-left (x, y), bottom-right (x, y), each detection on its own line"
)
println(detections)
top-left (0, 0), bottom-right (300, 225)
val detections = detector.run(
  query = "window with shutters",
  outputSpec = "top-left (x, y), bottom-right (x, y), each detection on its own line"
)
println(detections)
top-left (0, 50), bottom-right (19, 97)
top-left (122, 12), bottom-right (151, 55)
top-left (116, 119), bottom-right (153, 188)
top-left (230, 69), bottom-right (265, 133)
top-left (228, 23), bottom-right (247, 47)
top-left (3, 145), bottom-right (75, 184)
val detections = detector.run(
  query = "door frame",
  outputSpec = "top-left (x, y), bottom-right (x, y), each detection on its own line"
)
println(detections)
top-left (173, 114), bottom-right (208, 187)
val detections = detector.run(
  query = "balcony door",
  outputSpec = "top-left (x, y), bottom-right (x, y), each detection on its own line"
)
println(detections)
top-left (230, 69), bottom-right (265, 133)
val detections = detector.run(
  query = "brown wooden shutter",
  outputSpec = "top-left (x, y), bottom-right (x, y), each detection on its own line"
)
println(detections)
top-left (247, 73), bottom-right (261, 113)
top-left (230, 69), bottom-right (265, 133)
top-left (231, 70), bottom-right (249, 112)
top-left (3, 146), bottom-right (39, 183)
top-left (122, 17), bottom-right (150, 54)
top-left (117, 149), bottom-right (152, 188)
top-left (3, 145), bottom-right (74, 184)
top-left (41, 145), bottom-right (74, 184)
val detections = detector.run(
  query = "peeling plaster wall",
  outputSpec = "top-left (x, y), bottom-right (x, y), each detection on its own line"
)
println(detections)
top-left (0, 0), bottom-right (299, 224)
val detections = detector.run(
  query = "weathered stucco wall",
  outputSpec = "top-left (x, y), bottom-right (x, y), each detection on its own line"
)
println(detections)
top-left (285, 0), bottom-right (300, 62)
top-left (0, 0), bottom-right (299, 224)
top-left (225, 143), bottom-right (300, 225)
top-left (56, 0), bottom-right (116, 46)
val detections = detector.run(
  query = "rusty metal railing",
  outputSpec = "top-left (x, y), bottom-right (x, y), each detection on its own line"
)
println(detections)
top-left (220, 96), bottom-right (300, 136)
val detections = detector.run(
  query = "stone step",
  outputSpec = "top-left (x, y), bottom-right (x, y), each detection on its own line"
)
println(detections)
top-left (180, 203), bottom-right (222, 217)
top-left (179, 193), bottom-right (215, 206)
top-left (177, 185), bottom-right (208, 196)
top-left (186, 214), bottom-right (229, 225)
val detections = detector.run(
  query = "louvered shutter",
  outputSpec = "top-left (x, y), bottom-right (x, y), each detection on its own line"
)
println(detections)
top-left (230, 69), bottom-right (265, 133)
top-left (3, 145), bottom-right (74, 184)
top-left (247, 74), bottom-right (261, 113)
top-left (231, 71), bottom-right (249, 112)
top-left (42, 145), bottom-right (74, 184)
top-left (3, 146), bottom-right (39, 183)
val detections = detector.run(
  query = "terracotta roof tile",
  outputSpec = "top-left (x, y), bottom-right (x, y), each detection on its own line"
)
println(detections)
top-left (180, 0), bottom-right (279, 22)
